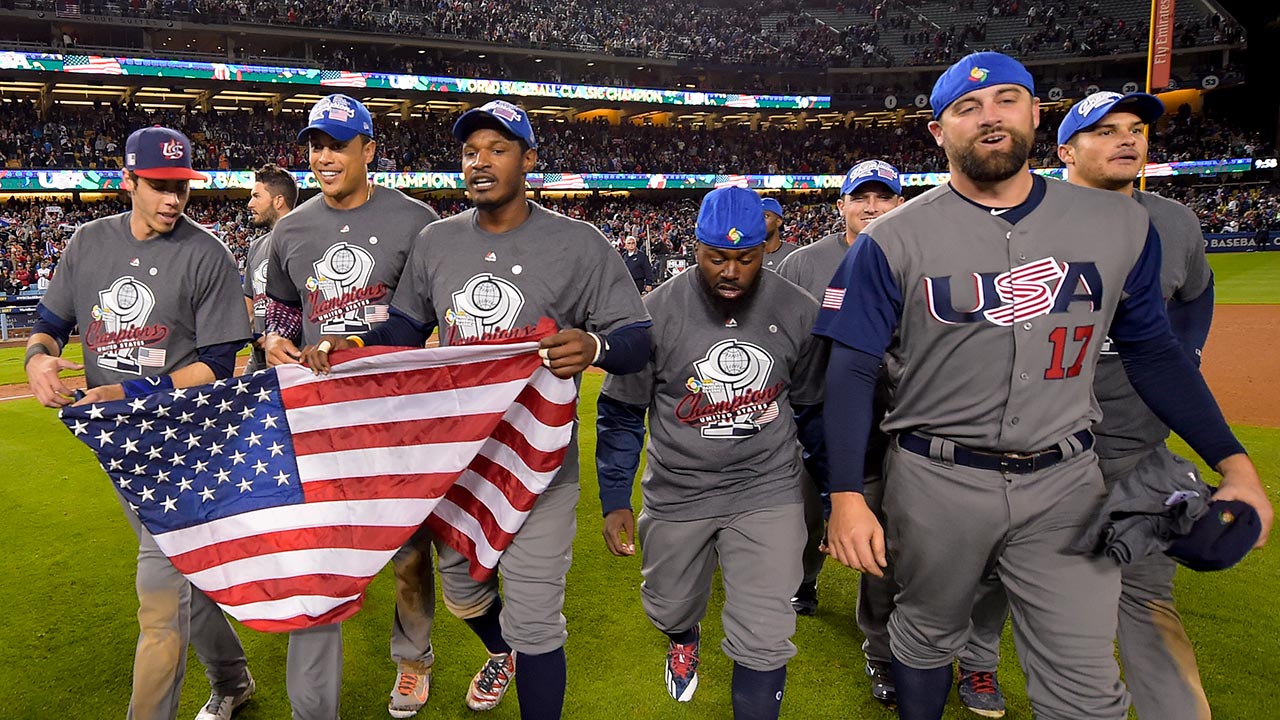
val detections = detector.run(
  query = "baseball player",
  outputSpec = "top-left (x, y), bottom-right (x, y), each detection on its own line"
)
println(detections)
top-left (242, 164), bottom-right (298, 375)
top-left (24, 126), bottom-right (255, 720)
top-left (776, 160), bottom-right (904, 702)
top-left (594, 186), bottom-right (827, 719)
top-left (261, 93), bottom-right (441, 720)
top-left (816, 52), bottom-right (1272, 720)
top-left (760, 197), bottom-right (797, 272)
top-left (301, 99), bottom-right (651, 720)
top-left (956, 90), bottom-right (1226, 719)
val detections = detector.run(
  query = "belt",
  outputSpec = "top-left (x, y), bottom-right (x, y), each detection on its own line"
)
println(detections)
top-left (896, 430), bottom-right (1094, 475)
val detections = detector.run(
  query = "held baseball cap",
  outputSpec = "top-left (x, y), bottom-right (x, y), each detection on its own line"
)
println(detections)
top-left (841, 159), bottom-right (902, 196)
top-left (1056, 91), bottom-right (1166, 145)
top-left (297, 94), bottom-right (374, 143)
top-left (124, 126), bottom-right (206, 181)
top-left (930, 51), bottom-right (1036, 119)
top-left (696, 186), bottom-right (767, 250)
top-left (1166, 499), bottom-right (1261, 572)
top-left (452, 100), bottom-right (538, 149)
top-left (761, 197), bottom-right (784, 218)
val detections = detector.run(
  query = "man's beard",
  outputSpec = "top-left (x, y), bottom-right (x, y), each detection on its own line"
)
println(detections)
top-left (694, 265), bottom-right (759, 318)
top-left (951, 127), bottom-right (1033, 183)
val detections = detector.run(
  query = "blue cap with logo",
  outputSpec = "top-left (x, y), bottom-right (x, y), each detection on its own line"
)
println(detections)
top-left (761, 197), bottom-right (784, 218)
top-left (1166, 499), bottom-right (1262, 572)
top-left (452, 100), bottom-right (538, 149)
top-left (696, 186), bottom-right (767, 250)
top-left (297, 94), bottom-right (374, 143)
top-left (125, 126), bottom-right (206, 181)
top-left (1057, 91), bottom-right (1165, 145)
top-left (930, 51), bottom-right (1036, 119)
top-left (841, 159), bottom-right (902, 196)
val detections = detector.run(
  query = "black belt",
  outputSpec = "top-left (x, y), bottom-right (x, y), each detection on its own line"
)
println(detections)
top-left (897, 430), bottom-right (1094, 474)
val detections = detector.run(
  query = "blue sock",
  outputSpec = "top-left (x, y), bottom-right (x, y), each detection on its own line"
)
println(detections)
top-left (464, 599), bottom-right (512, 655)
top-left (666, 625), bottom-right (699, 645)
top-left (731, 663), bottom-right (786, 720)
top-left (515, 647), bottom-right (566, 720)
top-left (891, 657), bottom-right (952, 720)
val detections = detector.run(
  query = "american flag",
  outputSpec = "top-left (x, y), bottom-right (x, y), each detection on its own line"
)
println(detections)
top-left (63, 55), bottom-right (125, 76)
top-left (136, 347), bottom-right (167, 368)
top-left (714, 175), bottom-right (749, 189)
top-left (56, 0), bottom-right (81, 18)
top-left (542, 173), bottom-right (586, 190)
top-left (363, 304), bottom-right (390, 323)
top-left (822, 287), bottom-right (845, 311)
top-left (319, 70), bottom-right (367, 88)
top-left (60, 327), bottom-right (576, 632)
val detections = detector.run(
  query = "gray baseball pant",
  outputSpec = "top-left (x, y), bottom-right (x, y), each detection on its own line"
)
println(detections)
top-left (883, 440), bottom-right (1129, 720)
top-left (637, 503), bottom-right (805, 671)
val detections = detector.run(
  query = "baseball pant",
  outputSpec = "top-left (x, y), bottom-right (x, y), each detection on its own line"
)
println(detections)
top-left (799, 468), bottom-right (826, 585)
top-left (118, 494), bottom-right (249, 720)
top-left (287, 625), bottom-right (342, 720)
top-left (883, 440), bottom-right (1129, 720)
top-left (435, 480), bottom-right (579, 654)
top-left (956, 446), bottom-right (1212, 720)
top-left (390, 523), bottom-right (437, 665)
top-left (637, 503), bottom-right (805, 671)
top-left (856, 473), bottom-right (896, 664)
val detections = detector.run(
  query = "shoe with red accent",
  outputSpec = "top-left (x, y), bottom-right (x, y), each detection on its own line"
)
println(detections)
top-left (957, 668), bottom-right (1006, 718)
top-left (466, 652), bottom-right (516, 711)
top-left (388, 659), bottom-right (431, 718)
top-left (665, 625), bottom-right (700, 702)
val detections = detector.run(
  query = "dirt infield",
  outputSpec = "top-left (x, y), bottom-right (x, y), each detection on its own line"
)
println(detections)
top-left (4, 308), bottom-right (1279, 428)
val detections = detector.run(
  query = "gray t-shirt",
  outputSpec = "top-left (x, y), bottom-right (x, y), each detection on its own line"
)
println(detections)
top-left (266, 187), bottom-right (440, 345)
top-left (777, 232), bottom-right (849, 299)
top-left (601, 270), bottom-right (826, 522)
top-left (242, 232), bottom-right (271, 373)
top-left (762, 240), bottom-right (799, 272)
top-left (40, 212), bottom-right (250, 389)
top-left (390, 201), bottom-right (651, 488)
top-left (1092, 190), bottom-right (1213, 458)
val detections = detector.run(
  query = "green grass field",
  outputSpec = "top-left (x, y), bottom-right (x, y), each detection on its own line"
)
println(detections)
top-left (0, 373), bottom-right (1277, 719)
top-left (1206, 252), bottom-right (1280, 304)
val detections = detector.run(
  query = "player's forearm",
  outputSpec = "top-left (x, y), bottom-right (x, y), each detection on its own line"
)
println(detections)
top-left (169, 361), bottom-right (218, 388)
top-left (264, 297), bottom-right (303, 343)
top-left (823, 342), bottom-right (881, 493)
top-left (595, 393), bottom-right (648, 515)
top-left (593, 323), bottom-right (652, 375)
top-left (1166, 278), bottom-right (1214, 367)
top-left (31, 304), bottom-right (74, 350)
top-left (26, 332), bottom-right (62, 359)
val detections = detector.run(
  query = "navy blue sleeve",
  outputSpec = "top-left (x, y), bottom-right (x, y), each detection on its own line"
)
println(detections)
top-left (596, 323), bottom-right (652, 375)
top-left (360, 307), bottom-right (434, 347)
top-left (1110, 223), bottom-right (1171, 343)
top-left (196, 341), bottom-right (243, 380)
top-left (32, 304), bottom-right (75, 348)
top-left (1115, 333), bottom-right (1245, 468)
top-left (793, 403), bottom-right (828, 493)
top-left (595, 392), bottom-right (648, 515)
top-left (823, 342), bottom-right (882, 493)
top-left (1166, 277), bottom-right (1214, 367)
top-left (812, 234), bottom-right (902, 356)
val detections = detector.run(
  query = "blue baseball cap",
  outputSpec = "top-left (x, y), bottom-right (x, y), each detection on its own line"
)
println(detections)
top-left (297, 94), bottom-right (374, 143)
top-left (930, 51), bottom-right (1036, 119)
top-left (452, 100), bottom-right (538, 149)
top-left (1056, 91), bottom-right (1165, 145)
top-left (1166, 499), bottom-right (1261, 572)
top-left (761, 197), bottom-right (784, 218)
top-left (696, 186), bottom-right (767, 250)
top-left (124, 126), bottom-right (206, 181)
top-left (841, 160), bottom-right (902, 196)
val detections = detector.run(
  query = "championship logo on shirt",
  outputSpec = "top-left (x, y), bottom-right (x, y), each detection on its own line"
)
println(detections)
top-left (676, 339), bottom-right (784, 439)
top-left (305, 242), bottom-right (389, 333)
top-left (251, 259), bottom-right (269, 319)
top-left (86, 276), bottom-right (169, 375)
top-left (445, 273), bottom-right (526, 341)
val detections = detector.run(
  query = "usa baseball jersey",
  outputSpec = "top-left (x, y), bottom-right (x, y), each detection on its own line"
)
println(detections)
top-left (1092, 190), bottom-right (1213, 458)
top-left (242, 232), bottom-right (271, 373)
top-left (40, 213), bottom-right (250, 389)
top-left (389, 200), bottom-right (651, 487)
top-left (776, 232), bottom-right (848, 300)
top-left (600, 270), bottom-right (825, 521)
top-left (762, 241), bottom-right (798, 272)
top-left (265, 187), bottom-right (440, 345)
top-left (816, 176), bottom-right (1169, 450)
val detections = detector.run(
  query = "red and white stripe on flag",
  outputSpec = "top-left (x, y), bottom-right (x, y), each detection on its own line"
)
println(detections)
top-left (822, 287), bottom-right (846, 310)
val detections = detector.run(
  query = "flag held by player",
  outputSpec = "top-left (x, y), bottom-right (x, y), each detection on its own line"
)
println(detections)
top-left (59, 323), bottom-right (577, 633)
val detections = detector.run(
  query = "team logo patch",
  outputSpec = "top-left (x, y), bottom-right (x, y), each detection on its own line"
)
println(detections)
top-left (488, 101), bottom-right (522, 122)
top-left (924, 256), bottom-right (1104, 327)
top-left (1075, 91), bottom-right (1124, 117)
top-left (969, 67), bottom-right (989, 83)
top-left (727, 228), bottom-right (743, 244)
top-left (160, 139), bottom-right (185, 160)
top-left (1219, 510), bottom-right (1236, 525)
top-left (676, 339), bottom-right (783, 439)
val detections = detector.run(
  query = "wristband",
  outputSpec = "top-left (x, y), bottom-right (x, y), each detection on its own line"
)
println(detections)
top-left (122, 375), bottom-right (175, 399)
top-left (23, 344), bottom-right (51, 369)
top-left (588, 332), bottom-right (606, 366)
top-left (346, 335), bottom-right (365, 348)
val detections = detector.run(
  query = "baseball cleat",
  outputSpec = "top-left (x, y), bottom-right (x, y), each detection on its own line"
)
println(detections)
top-left (388, 659), bottom-right (432, 718)
top-left (957, 668), bottom-right (1007, 718)
top-left (466, 651), bottom-right (516, 711)
top-left (865, 660), bottom-right (896, 705)
top-left (665, 625), bottom-right (700, 702)
top-left (195, 670), bottom-right (255, 720)
top-left (790, 579), bottom-right (819, 616)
